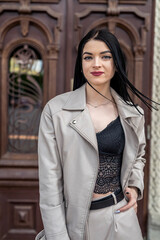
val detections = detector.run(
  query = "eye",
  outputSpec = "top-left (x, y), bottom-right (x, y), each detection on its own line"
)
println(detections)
top-left (102, 55), bottom-right (112, 60)
top-left (83, 56), bottom-right (92, 61)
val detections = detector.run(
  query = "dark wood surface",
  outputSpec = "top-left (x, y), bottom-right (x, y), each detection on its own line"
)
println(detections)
top-left (0, 0), bottom-right (154, 239)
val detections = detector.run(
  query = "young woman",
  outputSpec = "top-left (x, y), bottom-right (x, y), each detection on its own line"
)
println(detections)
top-left (36, 28), bottom-right (157, 240)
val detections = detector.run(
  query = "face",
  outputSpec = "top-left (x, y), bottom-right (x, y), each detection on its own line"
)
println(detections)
top-left (82, 39), bottom-right (116, 88)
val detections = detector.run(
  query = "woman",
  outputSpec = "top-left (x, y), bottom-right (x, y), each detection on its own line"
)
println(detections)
top-left (36, 28), bottom-right (156, 240)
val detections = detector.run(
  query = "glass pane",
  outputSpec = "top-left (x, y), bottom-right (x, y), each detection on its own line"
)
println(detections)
top-left (8, 44), bottom-right (43, 153)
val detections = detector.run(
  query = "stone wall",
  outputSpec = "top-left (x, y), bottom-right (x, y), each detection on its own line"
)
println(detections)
top-left (148, 0), bottom-right (160, 239)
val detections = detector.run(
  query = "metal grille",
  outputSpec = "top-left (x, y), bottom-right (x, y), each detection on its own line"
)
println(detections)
top-left (8, 44), bottom-right (43, 153)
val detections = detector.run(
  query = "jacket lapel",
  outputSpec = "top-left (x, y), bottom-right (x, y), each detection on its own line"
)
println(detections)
top-left (111, 89), bottom-right (140, 189)
top-left (63, 84), bottom-right (98, 153)
top-left (69, 108), bottom-right (98, 152)
top-left (119, 118), bottom-right (139, 189)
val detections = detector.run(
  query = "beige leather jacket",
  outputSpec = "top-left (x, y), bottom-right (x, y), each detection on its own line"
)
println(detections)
top-left (38, 84), bottom-right (146, 240)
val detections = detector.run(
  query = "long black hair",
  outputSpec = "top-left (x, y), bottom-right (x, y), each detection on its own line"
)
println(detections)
top-left (73, 28), bottom-right (158, 112)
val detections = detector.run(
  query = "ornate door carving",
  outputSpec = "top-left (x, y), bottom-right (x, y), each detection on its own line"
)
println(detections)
top-left (0, 0), bottom-right (154, 239)
top-left (0, 1), bottom-right (64, 239)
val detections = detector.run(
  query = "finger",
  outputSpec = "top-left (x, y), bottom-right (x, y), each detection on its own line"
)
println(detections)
top-left (134, 208), bottom-right (137, 214)
top-left (118, 203), bottom-right (133, 212)
top-left (133, 203), bottom-right (138, 213)
top-left (117, 198), bottom-right (137, 212)
top-left (117, 201), bottom-right (138, 213)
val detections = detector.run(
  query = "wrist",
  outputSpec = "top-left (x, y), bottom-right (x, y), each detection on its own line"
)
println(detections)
top-left (128, 186), bottom-right (138, 199)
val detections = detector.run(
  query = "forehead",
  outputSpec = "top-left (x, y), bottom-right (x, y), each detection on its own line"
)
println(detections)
top-left (83, 39), bottom-right (110, 53)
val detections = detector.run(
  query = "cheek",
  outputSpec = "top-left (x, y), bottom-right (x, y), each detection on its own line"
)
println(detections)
top-left (111, 65), bottom-right (116, 74)
top-left (108, 61), bottom-right (116, 74)
top-left (111, 60), bottom-right (116, 71)
top-left (82, 62), bottom-right (89, 76)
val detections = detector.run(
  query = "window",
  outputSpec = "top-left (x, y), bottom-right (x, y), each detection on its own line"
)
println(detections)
top-left (8, 45), bottom-right (43, 153)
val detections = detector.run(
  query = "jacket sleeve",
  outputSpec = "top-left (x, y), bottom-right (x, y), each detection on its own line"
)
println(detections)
top-left (128, 113), bottom-right (146, 200)
top-left (38, 104), bottom-right (70, 240)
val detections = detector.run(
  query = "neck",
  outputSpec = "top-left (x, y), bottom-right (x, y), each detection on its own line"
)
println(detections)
top-left (86, 82), bottom-right (112, 104)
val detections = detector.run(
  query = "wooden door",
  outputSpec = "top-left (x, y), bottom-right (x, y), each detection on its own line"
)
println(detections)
top-left (0, 0), bottom-right (154, 239)
top-left (0, 1), bottom-right (66, 239)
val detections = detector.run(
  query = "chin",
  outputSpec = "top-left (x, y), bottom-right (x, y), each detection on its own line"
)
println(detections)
top-left (87, 79), bottom-right (110, 87)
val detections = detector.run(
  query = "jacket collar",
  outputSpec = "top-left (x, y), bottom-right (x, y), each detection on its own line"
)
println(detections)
top-left (110, 88), bottom-right (140, 119)
top-left (62, 84), bottom-right (86, 110)
top-left (63, 84), bottom-right (140, 119)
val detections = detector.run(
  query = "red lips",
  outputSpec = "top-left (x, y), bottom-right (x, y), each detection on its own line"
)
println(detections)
top-left (91, 71), bottom-right (104, 76)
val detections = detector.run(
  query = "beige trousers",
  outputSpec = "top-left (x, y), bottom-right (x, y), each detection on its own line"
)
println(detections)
top-left (84, 198), bottom-right (143, 240)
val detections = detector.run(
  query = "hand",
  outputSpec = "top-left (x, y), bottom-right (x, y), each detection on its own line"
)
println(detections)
top-left (117, 187), bottom-right (138, 214)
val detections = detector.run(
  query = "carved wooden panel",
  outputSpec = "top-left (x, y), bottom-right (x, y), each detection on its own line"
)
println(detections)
top-left (0, 186), bottom-right (42, 239)
top-left (0, 1), bottom-right (63, 165)
top-left (12, 204), bottom-right (34, 228)
top-left (0, 0), bottom-right (65, 238)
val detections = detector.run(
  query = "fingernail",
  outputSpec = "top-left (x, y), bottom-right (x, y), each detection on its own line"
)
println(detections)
top-left (115, 210), bottom-right (120, 214)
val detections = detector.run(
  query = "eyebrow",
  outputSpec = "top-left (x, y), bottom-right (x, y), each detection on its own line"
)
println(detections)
top-left (83, 50), bottom-right (111, 55)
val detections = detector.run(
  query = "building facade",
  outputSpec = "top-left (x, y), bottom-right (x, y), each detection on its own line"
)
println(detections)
top-left (148, 0), bottom-right (160, 239)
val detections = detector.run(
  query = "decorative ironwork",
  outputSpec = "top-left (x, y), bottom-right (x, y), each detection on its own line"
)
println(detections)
top-left (8, 44), bottom-right (43, 153)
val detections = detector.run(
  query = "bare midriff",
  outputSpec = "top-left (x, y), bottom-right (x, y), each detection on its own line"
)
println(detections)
top-left (92, 191), bottom-right (112, 200)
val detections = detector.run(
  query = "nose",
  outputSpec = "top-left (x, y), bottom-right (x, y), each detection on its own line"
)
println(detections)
top-left (93, 57), bottom-right (101, 68)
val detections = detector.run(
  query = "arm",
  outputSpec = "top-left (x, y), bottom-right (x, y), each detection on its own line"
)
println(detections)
top-left (118, 114), bottom-right (146, 213)
top-left (127, 113), bottom-right (146, 200)
top-left (38, 104), bottom-right (70, 240)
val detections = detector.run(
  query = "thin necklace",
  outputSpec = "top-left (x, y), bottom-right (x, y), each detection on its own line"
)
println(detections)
top-left (87, 101), bottom-right (110, 108)
top-left (86, 80), bottom-right (116, 104)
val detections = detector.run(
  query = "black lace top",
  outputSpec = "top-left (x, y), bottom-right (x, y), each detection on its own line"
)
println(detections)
top-left (94, 116), bottom-right (125, 194)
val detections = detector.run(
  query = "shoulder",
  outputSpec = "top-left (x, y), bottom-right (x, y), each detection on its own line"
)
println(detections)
top-left (42, 84), bottom-right (86, 116)
top-left (43, 90), bottom-right (74, 116)
top-left (128, 105), bottom-right (145, 133)
top-left (128, 104), bottom-right (144, 116)
top-left (135, 105), bottom-right (144, 115)
top-left (111, 88), bottom-right (144, 118)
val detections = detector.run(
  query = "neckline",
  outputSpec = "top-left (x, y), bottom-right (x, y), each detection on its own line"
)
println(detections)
top-left (96, 116), bottom-right (119, 135)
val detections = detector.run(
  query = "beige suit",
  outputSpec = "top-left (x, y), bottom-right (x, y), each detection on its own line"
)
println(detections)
top-left (36, 84), bottom-right (146, 240)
